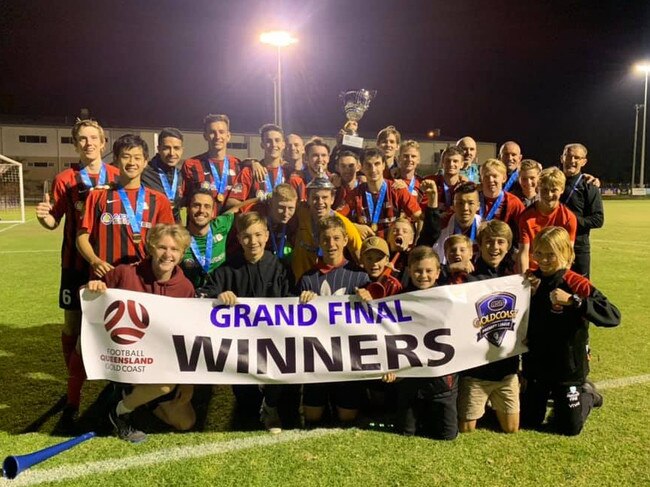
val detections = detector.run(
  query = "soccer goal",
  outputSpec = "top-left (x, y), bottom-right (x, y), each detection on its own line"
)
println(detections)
top-left (0, 154), bottom-right (26, 224)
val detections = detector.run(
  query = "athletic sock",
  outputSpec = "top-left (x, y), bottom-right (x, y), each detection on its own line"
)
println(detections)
top-left (116, 400), bottom-right (134, 417)
top-left (66, 349), bottom-right (86, 408)
top-left (61, 332), bottom-right (77, 369)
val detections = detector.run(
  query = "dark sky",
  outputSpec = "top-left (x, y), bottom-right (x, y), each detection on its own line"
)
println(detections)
top-left (1, 0), bottom-right (649, 181)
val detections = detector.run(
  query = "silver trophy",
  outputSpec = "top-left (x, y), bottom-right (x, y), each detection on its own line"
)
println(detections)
top-left (339, 89), bottom-right (377, 148)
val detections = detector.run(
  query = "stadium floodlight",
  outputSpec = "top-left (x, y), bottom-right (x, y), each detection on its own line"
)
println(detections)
top-left (0, 154), bottom-right (26, 224)
top-left (259, 30), bottom-right (298, 128)
top-left (635, 62), bottom-right (650, 187)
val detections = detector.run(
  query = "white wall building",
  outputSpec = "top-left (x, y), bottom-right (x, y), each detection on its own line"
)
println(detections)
top-left (0, 123), bottom-right (496, 198)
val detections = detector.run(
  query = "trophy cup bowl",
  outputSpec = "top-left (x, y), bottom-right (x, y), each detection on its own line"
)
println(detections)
top-left (339, 89), bottom-right (377, 148)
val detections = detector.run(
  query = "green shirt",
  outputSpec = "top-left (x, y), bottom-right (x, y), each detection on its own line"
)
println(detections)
top-left (180, 213), bottom-right (234, 288)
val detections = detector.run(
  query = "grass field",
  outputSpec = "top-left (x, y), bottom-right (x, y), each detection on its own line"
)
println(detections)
top-left (0, 201), bottom-right (649, 486)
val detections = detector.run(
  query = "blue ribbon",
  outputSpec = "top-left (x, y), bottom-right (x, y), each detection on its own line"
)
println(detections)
top-left (79, 164), bottom-right (107, 188)
top-left (480, 191), bottom-right (505, 222)
top-left (206, 156), bottom-right (229, 195)
top-left (454, 218), bottom-right (478, 242)
top-left (443, 180), bottom-right (452, 207)
top-left (271, 225), bottom-right (287, 258)
top-left (365, 181), bottom-right (387, 227)
top-left (190, 226), bottom-right (214, 274)
top-left (503, 170), bottom-right (519, 192)
top-left (158, 167), bottom-right (179, 201)
top-left (264, 166), bottom-right (284, 193)
top-left (562, 174), bottom-right (583, 203)
top-left (117, 186), bottom-right (146, 239)
top-left (408, 177), bottom-right (416, 195)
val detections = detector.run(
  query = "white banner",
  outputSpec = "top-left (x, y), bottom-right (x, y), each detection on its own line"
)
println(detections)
top-left (81, 275), bottom-right (530, 384)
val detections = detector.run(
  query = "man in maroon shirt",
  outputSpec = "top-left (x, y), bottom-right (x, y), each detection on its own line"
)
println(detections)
top-left (35, 119), bottom-right (120, 429)
top-left (87, 224), bottom-right (196, 443)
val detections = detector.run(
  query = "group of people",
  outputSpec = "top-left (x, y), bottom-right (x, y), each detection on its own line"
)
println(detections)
top-left (35, 115), bottom-right (620, 443)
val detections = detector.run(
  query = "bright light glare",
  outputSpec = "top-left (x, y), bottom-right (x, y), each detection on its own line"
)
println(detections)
top-left (635, 62), bottom-right (650, 74)
top-left (260, 31), bottom-right (298, 47)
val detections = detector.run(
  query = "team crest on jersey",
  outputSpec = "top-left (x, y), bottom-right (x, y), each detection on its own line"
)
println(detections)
top-left (75, 201), bottom-right (85, 212)
top-left (100, 212), bottom-right (113, 225)
top-left (473, 292), bottom-right (518, 347)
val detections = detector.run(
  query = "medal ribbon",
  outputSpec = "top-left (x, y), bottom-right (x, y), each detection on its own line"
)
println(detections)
top-left (190, 226), bottom-right (214, 274)
top-left (117, 186), bottom-right (146, 240)
top-left (207, 156), bottom-right (230, 196)
top-left (365, 181), bottom-right (387, 228)
top-left (443, 180), bottom-right (452, 207)
top-left (480, 191), bottom-right (505, 222)
top-left (454, 217), bottom-right (478, 242)
top-left (503, 170), bottom-right (519, 193)
top-left (158, 167), bottom-right (179, 201)
top-left (562, 174), bottom-right (583, 203)
top-left (271, 225), bottom-right (287, 258)
top-left (408, 177), bottom-right (416, 195)
top-left (79, 164), bottom-right (107, 188)
top-left (264, 166), bottom-right (284, 193)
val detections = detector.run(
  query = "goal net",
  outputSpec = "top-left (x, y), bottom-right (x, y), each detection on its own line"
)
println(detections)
top-left (0, 154), bottom-right (25, 224)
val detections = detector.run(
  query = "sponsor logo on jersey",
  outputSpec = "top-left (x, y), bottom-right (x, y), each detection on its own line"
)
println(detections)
top-left (100, 212), bottom-right (113, 225)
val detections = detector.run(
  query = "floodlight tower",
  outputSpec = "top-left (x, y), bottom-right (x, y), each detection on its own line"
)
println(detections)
top-left (635, 63), bottom-right (650, 187)
top-left (260, 31), bottom-right (298, 129)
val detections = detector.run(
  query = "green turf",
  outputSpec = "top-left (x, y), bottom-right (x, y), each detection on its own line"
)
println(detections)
top-left (0, 201), bottom-right (649, 485)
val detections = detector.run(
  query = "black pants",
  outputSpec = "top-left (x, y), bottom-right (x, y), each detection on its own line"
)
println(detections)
top-left (520, 379), bottom-right (594, 436)
top-left (397, 375), bottom-right (458, 440)
top-left (571, 250), bottom-right (591, 278)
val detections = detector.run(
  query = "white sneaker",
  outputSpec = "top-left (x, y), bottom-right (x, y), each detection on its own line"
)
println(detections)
top-left (260, 400), bottom-right (282, 434)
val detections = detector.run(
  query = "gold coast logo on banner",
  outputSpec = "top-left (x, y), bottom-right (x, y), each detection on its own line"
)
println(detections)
top-left (103, 299), bottom-right (150, 345)
top-left (473, 292), bottom-right (518, 347)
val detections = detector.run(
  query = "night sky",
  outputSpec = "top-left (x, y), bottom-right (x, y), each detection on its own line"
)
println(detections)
top-left (1, 0), bottom-right (649, 181)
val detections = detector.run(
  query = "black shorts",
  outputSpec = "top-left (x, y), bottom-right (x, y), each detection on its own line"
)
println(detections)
top-left (302, 381), bottom-right (363, 410)
top-left (59, 268), bottom-right (88, 310)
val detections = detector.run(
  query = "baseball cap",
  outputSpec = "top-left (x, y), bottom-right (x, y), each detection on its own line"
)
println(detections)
top-left (361, 236), bottom-right (390, 257)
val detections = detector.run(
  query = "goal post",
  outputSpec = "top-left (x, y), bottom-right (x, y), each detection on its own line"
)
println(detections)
top-left (0, 154), bottom-right (26, 224)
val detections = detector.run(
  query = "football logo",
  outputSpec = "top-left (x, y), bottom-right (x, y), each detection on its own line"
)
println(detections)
top-left (104, 299), bottom-right (150, 345)
top-left (473, 292), bottom-right (518, 347)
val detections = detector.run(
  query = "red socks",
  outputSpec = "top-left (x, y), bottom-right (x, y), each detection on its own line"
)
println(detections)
top-left (66, 349), bottom-right (86, 408)
top-left (61, 333), bottom-right (77, 368)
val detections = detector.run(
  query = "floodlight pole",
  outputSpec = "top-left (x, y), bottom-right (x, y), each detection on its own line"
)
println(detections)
top-left (277, 45), bottom-right (283, 129)
top-left (640, 70), bottom-right (649, 187)
top-left (632, 104), bottom-right (642, 187)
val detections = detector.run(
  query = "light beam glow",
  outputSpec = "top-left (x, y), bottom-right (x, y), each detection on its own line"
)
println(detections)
top-left (260, 30), bottom-right (298, 48)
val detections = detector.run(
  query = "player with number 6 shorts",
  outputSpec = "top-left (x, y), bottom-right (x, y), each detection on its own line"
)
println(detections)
top-left (35, 119), bottom-right (119, 431)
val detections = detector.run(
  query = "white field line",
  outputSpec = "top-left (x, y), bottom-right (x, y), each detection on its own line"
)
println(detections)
top-left (591, 239), bottom-right (646, 247)
top-left (0, 250), bottom-right (58, 254)
top-left (0, 218), bottom-right (35, 234)
top-left (595, 374), bottom-right (650, 390)
top-left (0, 428), bottom-right (343, 486)
top-left (2, 376), bottom-right (650, 485)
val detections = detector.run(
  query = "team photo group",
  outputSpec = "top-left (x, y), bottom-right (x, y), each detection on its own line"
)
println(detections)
top-left (35, 115), bottom-right (621, 444)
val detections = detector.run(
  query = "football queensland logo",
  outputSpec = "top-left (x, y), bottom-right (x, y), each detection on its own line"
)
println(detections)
top-left (104, 299), bottom-right (150, 345)
top-left (473, 292), bottom-right (518, 347)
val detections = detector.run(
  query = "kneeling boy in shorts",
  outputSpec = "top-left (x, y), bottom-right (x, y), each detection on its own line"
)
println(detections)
top-left (459, 220), bottom-right (520, 433)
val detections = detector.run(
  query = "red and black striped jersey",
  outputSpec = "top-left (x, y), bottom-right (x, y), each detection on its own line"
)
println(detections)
top-left (50, 163), bottom-right (120, 270)
top-left (226, 166), bottom-right (305, 202)
top-left (182, 154), bottom-right (241, 213)
top-left (337, 180), bottom-right (421, 239)
top-left (79, 185), bottom-right (174, 270)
